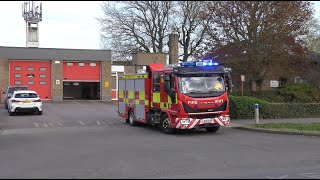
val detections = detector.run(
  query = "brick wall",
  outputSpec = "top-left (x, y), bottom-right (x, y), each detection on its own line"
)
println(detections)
top-left (51, 60), bottom-right (63, 101)
top-left (132, 53), bottom-right (167, 65)
top-left (0, 59), bottom-right (9, 103)
top-left (101, 61), bottom-right (112, 101)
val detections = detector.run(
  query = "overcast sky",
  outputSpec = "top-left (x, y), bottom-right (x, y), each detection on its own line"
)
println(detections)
top-left (0, 1), bottom-right (320, 50)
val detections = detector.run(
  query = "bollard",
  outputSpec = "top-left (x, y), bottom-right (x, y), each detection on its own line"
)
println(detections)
top-left (255, 103), bottom-right (259, 124)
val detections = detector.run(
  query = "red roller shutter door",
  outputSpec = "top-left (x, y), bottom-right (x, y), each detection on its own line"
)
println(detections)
top-left (63, 62), bottom-right (100, 82)
top-left (9, 60), bottom-right (51, 100)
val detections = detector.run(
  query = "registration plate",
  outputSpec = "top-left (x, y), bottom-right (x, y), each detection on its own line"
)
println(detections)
top-left (23, 101), bottom-right (32, 104)
top-left (201, 118), bottom-right (214, 124)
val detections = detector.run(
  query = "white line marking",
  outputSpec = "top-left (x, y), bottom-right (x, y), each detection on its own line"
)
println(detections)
top-left (56, 122), bottom-right (63, 126)
top-left (266, 175), bottom-right (288, 179)
top-left (34, 123), bottom-right (48, 128)
top-left (79, 121), bottom-right (86, 126)
top-left (48, 123), bottom-right (55, 127)
top-left (299, 173), bottom-right (320, 179)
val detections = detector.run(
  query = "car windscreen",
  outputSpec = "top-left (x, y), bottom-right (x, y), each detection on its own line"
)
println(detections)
top-left (8, 87), bottom-right (28, 94)
top-left (14, 93), bottom-right (38, 98)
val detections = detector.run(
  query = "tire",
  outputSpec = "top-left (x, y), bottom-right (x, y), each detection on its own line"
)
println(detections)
top-left (37, 111), bottom-right (43, 115)
top-left (160, 114), bottom-right (174, 134)
top-left (9, 112), bottom-right (14, 116)
top-left (205, 126), bottom-right (220, 133)
top-left (128, 110), bottom-right (137, 126)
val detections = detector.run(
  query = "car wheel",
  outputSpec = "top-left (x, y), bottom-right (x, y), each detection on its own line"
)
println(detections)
top-left (160, 114), bottom-right (174, 134)
top-left (37, 111), bottom-right (42, 115)
top-left (9, 112), bottom-right (14, 116)
top-left (205, 126), bottom-right (220, 133)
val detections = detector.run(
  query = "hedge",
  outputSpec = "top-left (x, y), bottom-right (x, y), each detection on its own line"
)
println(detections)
top-left (229, 95), bottom-right (269, 119)
top-left (261, 103), bottom-right (320, 119)
top-left (229, 95), bottom-right (320, 119)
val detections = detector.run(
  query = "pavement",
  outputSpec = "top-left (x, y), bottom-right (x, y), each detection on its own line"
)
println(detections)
top-left (230, 118), bottom-right (320, 136)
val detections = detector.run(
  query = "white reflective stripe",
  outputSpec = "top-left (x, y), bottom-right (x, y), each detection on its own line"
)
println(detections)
top-left (176, 121), bottom-right (181, 129)
top-left (215, 117), bottom-right (224, 126)
top-left (189, 119), bottom-right (200, 129)
top-left (175, 118), bottom-right (180, 123)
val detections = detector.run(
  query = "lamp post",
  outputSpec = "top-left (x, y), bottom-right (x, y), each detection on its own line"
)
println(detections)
top-left (241, 75), bottom-right (245, 96)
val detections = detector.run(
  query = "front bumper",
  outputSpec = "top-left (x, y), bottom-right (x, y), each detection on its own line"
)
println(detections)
top-left (175, 115), bottom-right (230, 129)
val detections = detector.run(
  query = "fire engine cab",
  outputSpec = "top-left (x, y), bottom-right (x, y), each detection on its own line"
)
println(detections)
top-left (117, 60), bottom-right (232, 134)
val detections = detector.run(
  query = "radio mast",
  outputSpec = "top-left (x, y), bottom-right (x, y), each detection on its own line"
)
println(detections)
top-left (22, 1), bottom-right (42, 48)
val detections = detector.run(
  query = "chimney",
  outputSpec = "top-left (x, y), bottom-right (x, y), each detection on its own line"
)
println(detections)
top-left (168, 32), bottom-right (179, 64)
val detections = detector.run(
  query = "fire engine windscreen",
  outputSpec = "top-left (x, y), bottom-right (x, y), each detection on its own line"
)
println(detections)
top-left (178, 75), bottom-right (225, 95)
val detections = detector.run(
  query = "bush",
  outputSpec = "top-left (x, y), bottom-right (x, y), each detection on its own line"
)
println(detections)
top-left (229, 95), bottom-right (269, 119)
top-left (277, 83), bottom-right (320, 103)
top-left (229, 95), bottom-right (320, 119)
top-left (261, 103), bottom-right (320, 119)
top-left (231, 83), bottom-right (320, 103)
top-left (252, 90), bottom-right (285, 103)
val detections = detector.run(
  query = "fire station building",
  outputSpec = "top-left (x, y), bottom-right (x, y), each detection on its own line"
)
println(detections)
top-left (0, 46), bottom-right (112, 102)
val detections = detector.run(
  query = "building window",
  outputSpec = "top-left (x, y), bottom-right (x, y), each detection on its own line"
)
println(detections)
top-left (78, 63), bottom-right (85, 67)
top-left (39, 67), bottom-right (47, 71)
top-left (27, 74), bottom-right (35, 78)
top-left (14, 66), bottom-right (22, 71)
top-left (40, 81), bottom-right (47, 85)
top-left (14, 74), bottom-right (22, 78)
top-left (153, 74), bottom-right (160, 92)
top-left (39, 74), bottom-right (47, 78)
top-left (295, 77), bottom-right (302, 83)
top-left (90, 63), bottom-right (96, 67)
top-left (27, 81), bottom-right (34, 85)
top-left (27, 66), bottom-right (34, 71)
top-left (67, 62), bottom-right (73, 66)
top-left (14, 80), bottom-right (22, 85)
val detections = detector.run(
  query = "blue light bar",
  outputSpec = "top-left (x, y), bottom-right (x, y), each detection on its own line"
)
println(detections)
top-left (180, 60), bottom-right (218, 67)
top-left (196, 60), bottom-right (218, 66)
top-left (180, 61), bottom-right (196, 67)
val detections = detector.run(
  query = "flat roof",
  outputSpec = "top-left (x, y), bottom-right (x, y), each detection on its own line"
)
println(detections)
top-left (0, 46), bottom-right (111, 61)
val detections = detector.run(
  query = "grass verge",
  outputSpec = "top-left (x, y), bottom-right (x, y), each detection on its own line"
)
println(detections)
top-left (248, 123), bottom-right (320, 133)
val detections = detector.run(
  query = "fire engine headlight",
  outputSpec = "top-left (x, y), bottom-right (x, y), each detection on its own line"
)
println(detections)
top-left (222, 116), bottom-right (230, 122)
top-left (180, 119), bottom-right (191, 125)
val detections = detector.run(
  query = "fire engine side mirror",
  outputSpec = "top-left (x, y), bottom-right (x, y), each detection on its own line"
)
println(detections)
top-left (164, 74), bottom-right (170, 81)
top-left (164, 74), bottom-right (171, 92)
top-left (164, 81), bottom-right (171, 92)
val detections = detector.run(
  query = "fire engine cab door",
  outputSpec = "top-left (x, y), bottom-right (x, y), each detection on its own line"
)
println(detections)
top-left (152, 73), bottom-right (169, 109)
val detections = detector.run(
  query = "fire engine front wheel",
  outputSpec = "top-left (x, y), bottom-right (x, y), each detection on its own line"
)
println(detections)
top-left (160, 114), bottom-right (174, 134)
top-left (205, 126), bottom-right (220, 133)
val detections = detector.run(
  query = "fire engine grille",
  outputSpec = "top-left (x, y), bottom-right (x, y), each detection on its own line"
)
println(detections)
top-left (188, 114), bottom-right (220, 119)
top-left (183, 101), bottom-right (227, 113)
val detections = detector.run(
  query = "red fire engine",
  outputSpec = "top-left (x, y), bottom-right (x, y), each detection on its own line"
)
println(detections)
top-left (117, 60), bottom-right (232, 134)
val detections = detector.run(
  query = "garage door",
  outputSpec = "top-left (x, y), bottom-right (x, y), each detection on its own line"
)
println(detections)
top-left (63, 62), bottom-right (101, 100)
top-left (10, 61), bottom-right (51, 100)
top-left (63, 62), bottom-right (100, 82)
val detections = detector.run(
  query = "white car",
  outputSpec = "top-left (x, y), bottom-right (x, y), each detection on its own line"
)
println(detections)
top-left (8, 90), bottom-right (43, 116)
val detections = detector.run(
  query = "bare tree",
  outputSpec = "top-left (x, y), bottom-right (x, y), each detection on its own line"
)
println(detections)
top-left (172, 1), bottom-right (213, 62)
top-left (206, 1), bottom-right (313, 91)
top-left (99, 1), bottom-right (173, 61)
